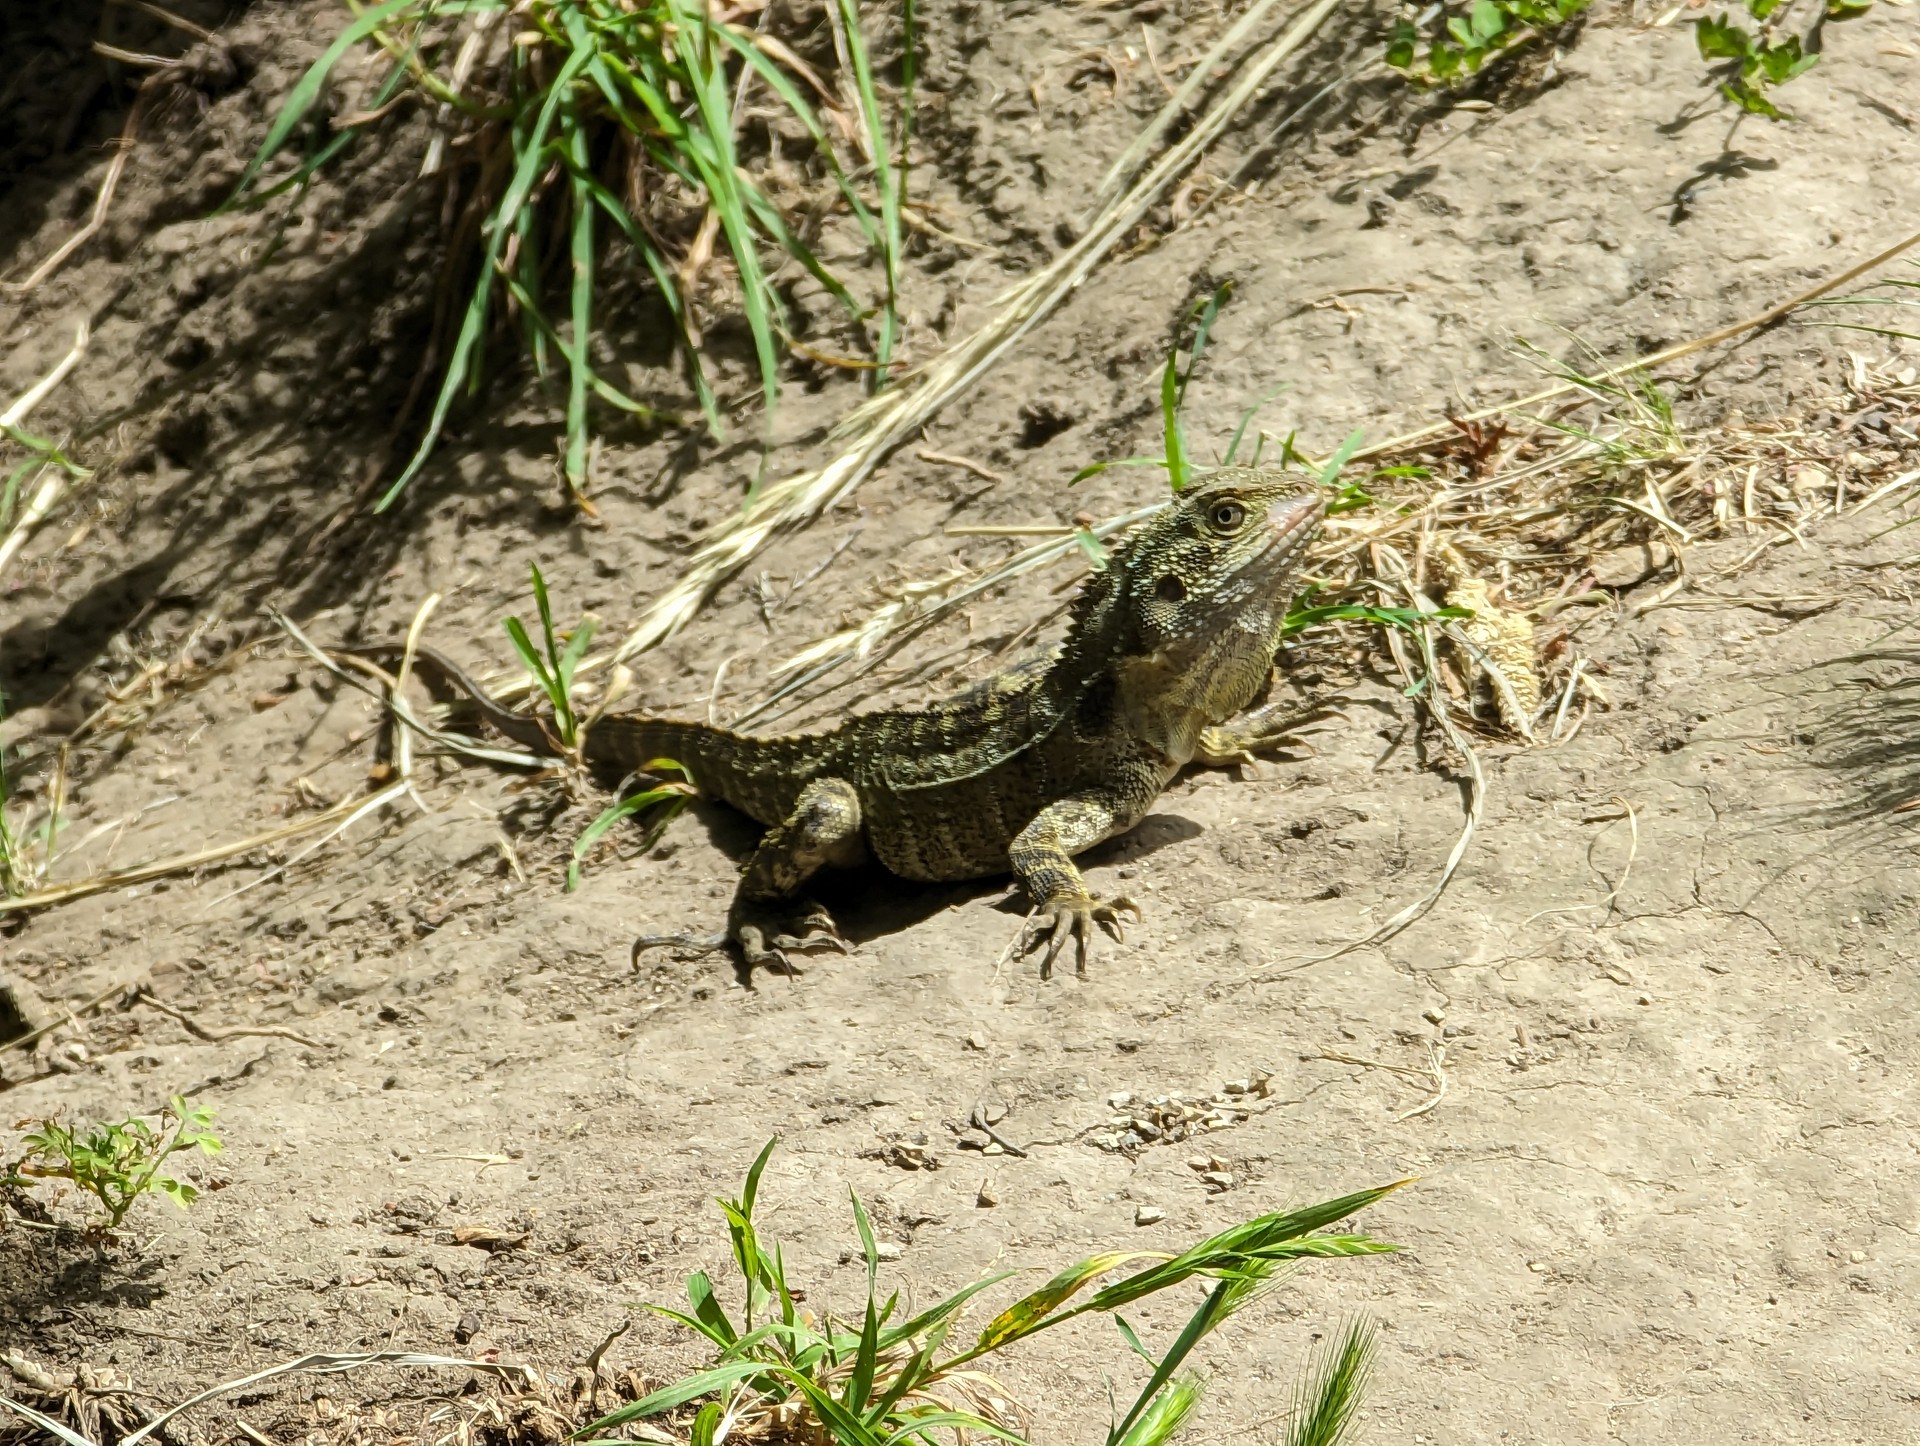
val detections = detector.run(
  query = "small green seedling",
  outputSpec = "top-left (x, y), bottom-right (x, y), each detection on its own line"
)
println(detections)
top-left (499, 567), bottom-right (697, 890)
top-left (502, 563), bottom-right (597, 756)
top-left (6, 1096), bottom-right (221, 1236)
top-left (0, 696), bottom-right (63, 901)
top-left (568, 761), bottom-right (695, 891)
top-left (579, 1139), bottom-right (1402, 1446)
top-left (1695, 1), bottom-right (1820, 119)
top-left (2, 420), bottom-right (88, 534)
top-left (1385, 0), bottom-right (1593, 86)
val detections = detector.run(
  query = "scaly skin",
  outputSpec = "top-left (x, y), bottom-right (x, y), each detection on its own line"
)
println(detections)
top-left (377, 470), bottom-right (1326, 978)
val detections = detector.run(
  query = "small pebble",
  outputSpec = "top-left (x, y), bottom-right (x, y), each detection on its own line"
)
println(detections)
top-left (1849, 1249), bottom-right (1866, 1263)
top-left (875, 1242), bottom-right (903, 1262)
top-left (966, 1032), bottom-right (989, 1051)
top-left (977, 1180), bottom-right (998, 1209)
top-left (1134, 1205), bottom-right (1165, 1226)
top-left (1107, 1091), bottom-right (1134, 1108)
top-left (1422, 1008), bottom-right (1446, 1025)
top-left (1637, 993), bottom-right (1654, 1006)
top-left (1527, 1260), bottom-right (1547, 1273)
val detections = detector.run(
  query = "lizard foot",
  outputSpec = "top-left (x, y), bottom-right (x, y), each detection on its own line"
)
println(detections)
top-left (1022, 894), bottom-right (1141, 979)
top-left (737, 901), bottom-right (854, 978)
top-left (770, 901), bottom-right (853, 956)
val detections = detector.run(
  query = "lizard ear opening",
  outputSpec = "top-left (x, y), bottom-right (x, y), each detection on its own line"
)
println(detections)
top-left (1155, 574), bottom-right (1188, 603)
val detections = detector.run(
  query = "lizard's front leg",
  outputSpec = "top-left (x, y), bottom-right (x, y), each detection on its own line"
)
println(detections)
top-left (1009, 793), bottom-right (1142, 979)
top-left (729, 776), bottom-right (866, 975)
top-left (634, 777), bottom-right (865, 977)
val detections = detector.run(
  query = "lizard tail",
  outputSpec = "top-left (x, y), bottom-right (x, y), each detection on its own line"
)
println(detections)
top-left (338, 643), bottom-right (813, 826)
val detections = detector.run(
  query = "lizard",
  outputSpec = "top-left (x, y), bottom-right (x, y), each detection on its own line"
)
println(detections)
top-left (359, 469), bottom-right (1326, 978)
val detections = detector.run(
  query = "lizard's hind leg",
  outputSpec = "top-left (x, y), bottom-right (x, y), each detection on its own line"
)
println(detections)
top-left (729, 777), bottom-right (867, 976)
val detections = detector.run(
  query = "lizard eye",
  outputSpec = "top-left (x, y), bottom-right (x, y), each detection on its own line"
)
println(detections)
top-left (1209, 501), bottom-right (1247, 532)
top-left (1156, 574), bottom-right (1188, 603)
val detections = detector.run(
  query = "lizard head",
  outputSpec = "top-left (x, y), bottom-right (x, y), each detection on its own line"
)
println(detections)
top-left (1107, 468), bottom-right (1326, 722)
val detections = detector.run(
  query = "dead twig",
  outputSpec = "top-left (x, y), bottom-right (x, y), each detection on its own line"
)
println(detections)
top-left (917, 449), bottom-right (1006, 484)
top-left (129, 988), bottom-right (325, 1050)
top-left (0, 980), bottom-right (130, 1056)
top-left (969, 1104), bottom-right (1030, 1158)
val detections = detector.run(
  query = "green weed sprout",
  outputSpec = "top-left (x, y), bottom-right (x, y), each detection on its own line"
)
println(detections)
top-left (1383, 0), bottom-right (1876, 118)
top-left (1385, 0), bottom-right (1593, 86)
top-left (6, 1097), bottom-right (221, 1237)
top-left (568, 761), bottom-right (693, 891)
top-left (579, 1139), bottom-right (1402, 1446)
top-left (498, 564), bottom-right (694, 888)
top-left (503, 562), bottom-right (597, 755)
top-left (228, 0), bottom-right (913, 507)
top-left (0, 696), bottom-right (62, 900)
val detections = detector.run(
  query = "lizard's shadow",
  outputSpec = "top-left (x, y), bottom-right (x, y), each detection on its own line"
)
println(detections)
top-left (808, 812), bottom-right (1207, 940)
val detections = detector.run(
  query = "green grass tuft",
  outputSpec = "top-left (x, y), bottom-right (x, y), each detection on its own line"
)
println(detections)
top-left (578, 1139), bottom-right (1405, 1446)
top-left (228, 0), bottom-right (914, 508)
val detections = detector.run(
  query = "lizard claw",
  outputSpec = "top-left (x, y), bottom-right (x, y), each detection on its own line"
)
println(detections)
top-left (773, 902), bottom-right (853, 955)
top-left (737, 924), bottom-right (803, 978)
top-left (771, 929), bottom-right (854, 956)
top-left (739, 903), bottom-right (853, 978)
top-left (1022, 894), bottom-right (1142, 979)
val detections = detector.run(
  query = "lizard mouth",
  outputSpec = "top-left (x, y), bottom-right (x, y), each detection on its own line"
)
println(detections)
top-left (1253, 493), bottom-right (1325, 578)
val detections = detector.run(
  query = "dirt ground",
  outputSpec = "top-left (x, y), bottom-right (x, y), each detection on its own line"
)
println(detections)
top-left (5, 2), bottom-right (1920, 1443)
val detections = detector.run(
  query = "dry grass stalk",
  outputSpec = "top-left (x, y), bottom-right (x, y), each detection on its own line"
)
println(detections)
top-left (1430, 539), bottom-right (1539, 739)
top-left (604, 0), bottom-right (1345, 670)
top-left (1355, 221), bottom-right (1920, 463)
top-left (0, 323), bottom-right (92, 585)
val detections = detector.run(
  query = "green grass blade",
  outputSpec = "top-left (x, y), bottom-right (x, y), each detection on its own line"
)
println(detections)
top-left (1284, 1320), bottom-right (1377, 1446)
top-left (381, 43), bottom-right (593, 509)
top-left (1107, 1282), bottom-right (1230, 1446)
top-left (1178, 284), bottom-right (1231, 413)
top-left (569, 161), bottom-right (719, 428)
top-left (663, 0), bottom-right (782, 415)
top-left (502, 617), bottom-right (556, 700)
top-left (850, 1187), bottom-right (882, 1281)
top-left (1112, 1375), bottom-right (1205, 1446)
top-left (1113, 1314), bottom-right (1156, 1367)
top-left (1086, 1183), bottom-right (1408, 1313)
top-left (567, 783), bottom-right (690, 890)
top-left (556, 615), bottom-right (597, 694)
top-left (739, 1135), bottom-right (777, 1221)
top-left (1160, 336), bottom-right (1187, 491)
top-left (710, 24), bottom-right (882, 253)
top-left (1222, 382), bottom-right (1292, 466)
top-left (881, 1410), bottom-right (1031, 1446)
top-left (834, 0), bottom-right (903, 375)
top-left (690, 1402), bottom-right (721, 1446)
top-left (877, 1271), bottom-right (1017, 1350)
top-left (221, 0), bottom-right (425, 207)
top-left (686, 1270), bottom-right (740, 1347)
top-left (575, 1359), bottom-right (770, 1434)
top-left (1315, 430), bottom-right (1367, 486)
top-left (770, 1369), bottom-right (889, 1446)
top-left (233, 56), bottom-right (413, 209)
top-left (845, 1279), bottom-right (882, 1416)
top-left (966, 1251), bottom-right (1158, 1358)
